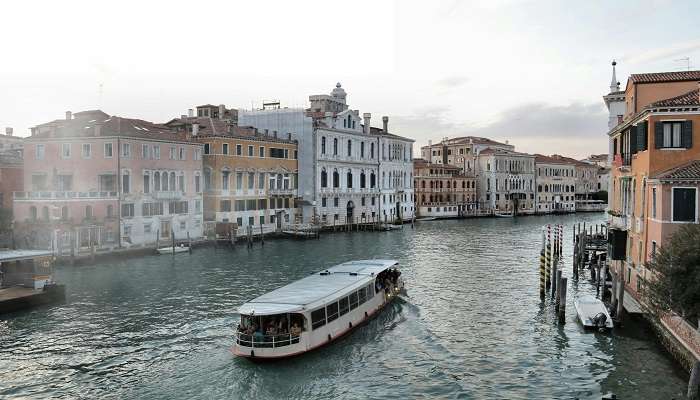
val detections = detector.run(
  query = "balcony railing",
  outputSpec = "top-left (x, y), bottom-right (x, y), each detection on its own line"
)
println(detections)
top-left (268, 188), bottom-right (296, 196)
top-left (14, 191), bottom-right (118, 200)
top-left (153, 191), bottom-right (184, 200)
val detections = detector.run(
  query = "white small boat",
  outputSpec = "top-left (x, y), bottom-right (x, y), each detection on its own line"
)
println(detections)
top-left (574, 295), bottom-right (614, 330)
top-left (494, 212), bottom-right (514, 218)
top-left (381, 224), bottom-right (402, 231)
top-left (156, 245), bottom-right (190, 255)
top-left (415, 217), bottom-right (437, 222)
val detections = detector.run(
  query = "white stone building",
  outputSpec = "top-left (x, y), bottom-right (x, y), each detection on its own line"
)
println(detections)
top-left (239, 83), bottom-right (415, 225)
top-left (534, 154), bottom-right (576, 214)
top-left (476, 149), bottom-right (536, 214)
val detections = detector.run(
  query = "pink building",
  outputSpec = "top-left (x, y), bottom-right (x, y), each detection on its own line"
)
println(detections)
top-left (15, 110), bottom-right (204, 251)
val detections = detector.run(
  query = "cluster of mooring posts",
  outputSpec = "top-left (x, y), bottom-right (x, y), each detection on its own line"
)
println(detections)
top-left (539, 224), bottom-right (567, 323)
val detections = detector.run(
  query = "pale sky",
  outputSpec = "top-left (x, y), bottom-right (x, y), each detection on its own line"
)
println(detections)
top-left (3, 0), bottom-right (700, 159)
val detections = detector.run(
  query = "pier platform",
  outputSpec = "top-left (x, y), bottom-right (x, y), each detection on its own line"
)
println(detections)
top-left (0, 285), bottom-right (65, 314)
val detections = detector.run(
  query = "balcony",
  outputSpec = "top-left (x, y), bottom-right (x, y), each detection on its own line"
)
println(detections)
top-left (153, 191), bottom-right (184, 200)
top-left (269, 188), bottom-right (296, 196)
top-left (609, 213), bottom-right (630, 231)
top-left (14, 191), bottom-right (118, 200)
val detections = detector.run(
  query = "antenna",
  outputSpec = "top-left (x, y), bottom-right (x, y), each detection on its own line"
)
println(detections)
top-left (674, 57), bottom-right (691, 71)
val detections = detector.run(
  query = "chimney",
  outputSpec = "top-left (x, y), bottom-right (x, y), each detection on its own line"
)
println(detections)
top-left (65, 111), bottom-right (72, 120)
top-left (382, 116), bottom-right (388, 133)
top-left (363, 113), bottom-right (371, 134)
top-left (192, 123), bottom-right (199, 136)
top-left (5, 127), bottom-right (12, 136)
top-left (188, 109), bottom-right (194, 118)
top-left (288, 132), bottom-right (292, 140)
top-left (94, 123), bottom-right (102, 137)
top-left (218, 104), bottom-right (226, 119)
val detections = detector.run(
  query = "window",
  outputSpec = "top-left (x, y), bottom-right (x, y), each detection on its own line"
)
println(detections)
top-left (193, 148), bottom-right (200, 160)
top-left (358, 287), bottom-right (367, 304)
top-left (144, 223), bottom-right (152, 234)
top-left (169, 146), bottom-right (176, 160)
top-left (121, 203), bottom-right (134, 218)
top-left (153, 145), bottom-right (160, 159)
top-left (34, 144), bottom-right (46, 160)
top-left (672, 187), bottom-right (696, 222)
top-left (107, 205), bottom-right (114, 218)
top-left (360, 142), bottom-right (365, 158)
top-left (248, 172), bottom-right (255, 189)
top-left (121, 143), bottom-right (131, 158)
top-left (29, 206), bottom-right (37, 221)
top-left (338, 296), bottom-right (349, 316)
top-left (347, 140), bottom-right (352, 156)
top-left (259, 146), bottom-right (264, 157)
top-left (142, 202), bottom-right (163, 217)
top-left (169, 201), bottom-right (188, 214)
top-left (195, 174), bottom-right (201, 193)
top-left (143, 173), bottom-right (150, 193)
top-left (326, 302), bottom-right (339, 323)
top-left (652, 187), bottom-right (657, 219)
top-left (195, 200), bottom-right (202, 213)
top-left (56, 174), bottom-right (72, 191)
top-left (347, 171), bottom-right (353, 188)
top-left (311, 308), bottom-right (326, 330)
top-left (333, 138), bottom-right (338, 155)
top-left (104, 143), bottom-right (113, 158)
top-left (222, 171), bottom-right (230, 190)
top-left (236, 144), bottom-right (242, 156)
top-left (334, 197), bottom-right (339, 207)
top-left (333, 170), bottom-right (339, 188)
top-left (370, 143), bottom-right (375, 158)
top-left (204, 169), bottom-right (211, 191)
top-left (204, 143), bottom-right (210, 154)
top-left (61, 143), bottom-right (71, 158)
top-left (248, 145), bottom-right (253, 157)
top-left (178, 175), bottom-right (185, 192)
top-left (258, 173), bottom-right (265, 189)
top-left (661, 122), bottom-right (683, 148)
top-left (142, 144), bottom-right (149, 159)
top-left (234, 200), bottom-right (245, 211)
top-left (85, 205), bottom-right (93, 219)
top-left (236, 173), bottom-right (243, 190)
top-left (269, 148), bottom-right (286, 158)
top-left (122, 173), bottom-right (130, 193)
top-left (367, 284), bottom-right (374, 299)
top-left (349, 291), bottom-right (359, 310)
top-left (322, 197), bottom-right (327, 207)
top-left (82, 143), bottom-right (91, 158)
top-left (321, 136), bottom-right (326, 154)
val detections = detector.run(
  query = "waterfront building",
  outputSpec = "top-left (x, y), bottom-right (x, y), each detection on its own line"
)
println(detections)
top-left (534, 154), bottom-right (576, 214)
top-left (420, 136), bottom-right (513, 170)
top-left (239, 83), bottom-right (415, 225)
top-left (15, 110), bottom-right (204, 251)
top-left (476, 149), bottom-right (535, 214)
top-left (166, 115), bottom-right (299, 230)
top-left (413, 159), bottom-right (476, 218)
top-left (606, 68), bottom-right (700, 356)
top-left (0, 150), bottom-right (23, 212)
top-left (0, 128), bottom-right (24, 155)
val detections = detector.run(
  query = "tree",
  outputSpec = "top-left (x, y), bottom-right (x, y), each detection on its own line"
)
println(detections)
top-left (643, 224), bottom-right (700, 327)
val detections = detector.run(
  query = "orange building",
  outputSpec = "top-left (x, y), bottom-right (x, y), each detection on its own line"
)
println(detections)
top-left (413, 159), bottom-right (476, 218)
top-left (607, 70), bottom-right (700, 358)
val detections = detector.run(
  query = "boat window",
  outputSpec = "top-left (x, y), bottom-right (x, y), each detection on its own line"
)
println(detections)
top-left (349, 291), bottom-right (359, 310)
top-left (311, 308), bottom-right (326, 330)
top-left (366, 284), bottom-right (374, 299)
top-left (326, 302), bottom-right (339, 323)
top-left (358, 287), bottom-right (367, 305)
top-left (338, 296), bottom-right (349, 316)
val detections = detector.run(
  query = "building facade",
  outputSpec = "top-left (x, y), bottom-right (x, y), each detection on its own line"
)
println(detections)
top-left (420, 136), bottom-right (514, 170)
top-left (534, 154), bottom-right (576, 214)
top-left (413, 159), bottom-right (475, 218)
top-left (240, 83), bottom-right (415, 225)
top-left (15, 110), bottom-right (204, 251)
top-left (175, 118), bottom-right (299, 231)
top-left (476, 149), bottom-right (535, 214)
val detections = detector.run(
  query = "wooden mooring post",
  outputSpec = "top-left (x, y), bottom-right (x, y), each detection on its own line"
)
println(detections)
top-left (260, 224), bottom-right (264, 246)
top-left (545, 225), bottom-right (552, 291)
top-left (558, 277), bottom-right (568, 324)
top-left (539, 228), bottom-right (546, 299)
top-left (171, 229), bottom-right (176, 256)
top-left (187, 232), bottom-right (192, 254)
top-left (554, 269), bottom-right (562, 309)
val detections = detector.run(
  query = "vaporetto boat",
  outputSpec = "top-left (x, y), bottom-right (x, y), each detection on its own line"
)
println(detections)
top-left (231, 259), bottom-right (405, 359)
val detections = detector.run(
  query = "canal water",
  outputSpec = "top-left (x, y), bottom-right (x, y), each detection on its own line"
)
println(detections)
top-left (0, 214), bottom-right (689, 399)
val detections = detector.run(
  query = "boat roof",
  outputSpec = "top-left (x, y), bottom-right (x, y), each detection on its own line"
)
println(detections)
top-left (0, 249), bottom-right (52, 263)
top-left (237, 260), bottom-right (398, 316)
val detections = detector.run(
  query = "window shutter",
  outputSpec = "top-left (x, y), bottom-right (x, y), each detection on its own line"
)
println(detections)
top-left (629, 127), bottom-right (637, 154)
top-left (654, 121), bottom-right (663, 149)
top-left (682, 120), bottom-right (693, 148)
top-left (637, 121), bottom-right (648, 151)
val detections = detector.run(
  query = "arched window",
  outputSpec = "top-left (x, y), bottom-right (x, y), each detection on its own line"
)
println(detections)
top-left (347, 170), bottom-right (353, 188)
top-left (422, 181), bottom-right (426, 189)
top-left (544, 185), bottom-right (549, 192)
top-left (462, 181), bottom-right (466, 188)
top-left (360, 171), bottom-right (366, 188)
top-left (162, 172), bottom-right (169, 191)
top-left (370, 143), bottom-right (375, 158)
top-left (154, 171), bottom-right (161, 191)
top-left (61, 206), bottom-right (69, 220)
top-left (347, 140), bottom-right (352, 157)
top-left (421, 195), bottom-right (425, 203)
top-left (321, 136), bottom-right (326, 154)
top-left (42, 206), bottom-right (49, 221)
top-left (447, 181), bottom-right (451, 189)
top-left (370, 172), bottom-right (376, 188)
top-left (169, 172), bottom-right (176, 191)
top-left (538, 185), bottom-right (542, 192)
top-left (333, 169), bottom-right (339, 188)
top-left (277, 174), bottom-right (283, 189)
top-left (30, 206), bottom-right (37, 221)
top-left (333, 138), bottom-right (338, 155)
top-left (321, 169), bottom-right (328, 188)
top-left (85, 205), bottom-right (93, 219)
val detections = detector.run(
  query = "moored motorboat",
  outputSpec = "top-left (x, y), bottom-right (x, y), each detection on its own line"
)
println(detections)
top-left (494, 211), bottom-right (514, 218)
top-left (156, 245), bottom-right (190, 255)
top-left (574, 294), bottom-right (614, 330)
top-left (231, 259), bottom-right (405, 359)
top-left (415, 217), bottom-right (438, 221)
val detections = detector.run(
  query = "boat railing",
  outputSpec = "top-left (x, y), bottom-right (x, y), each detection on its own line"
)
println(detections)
top-left (234, 330), bottom-right (301, 349)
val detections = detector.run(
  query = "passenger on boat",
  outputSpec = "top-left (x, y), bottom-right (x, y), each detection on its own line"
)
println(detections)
top-left (290, 322), bottom-right (301, 337)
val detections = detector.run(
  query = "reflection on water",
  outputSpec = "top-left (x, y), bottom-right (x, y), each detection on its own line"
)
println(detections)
top-left (0, 214), bottom-right (688, 399)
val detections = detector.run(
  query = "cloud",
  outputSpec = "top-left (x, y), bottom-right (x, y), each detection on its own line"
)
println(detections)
top-left (435, 76), bottom-right (469, 89)
top-left (392, 102), bottom-right (608, 159)
top-left (621, 38), bottom-right (700, 65)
